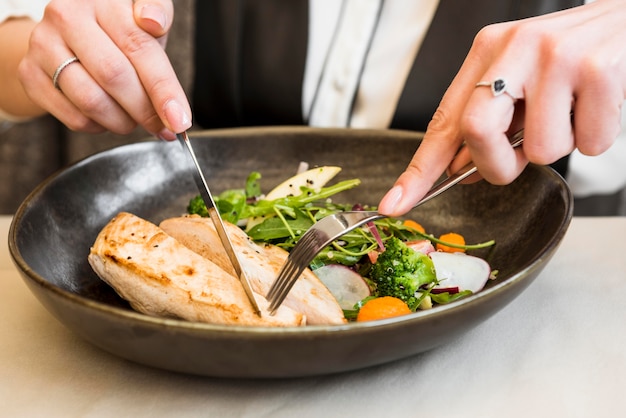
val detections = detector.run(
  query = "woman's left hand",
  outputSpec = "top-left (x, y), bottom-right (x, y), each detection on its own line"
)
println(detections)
top-left (379, 0), bottom-right (626, 217)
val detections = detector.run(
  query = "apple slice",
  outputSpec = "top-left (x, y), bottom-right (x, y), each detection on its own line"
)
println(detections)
top-left (265, 165), bottom-right (341, 200)
top-left (429, 251), bottom-right (491, 293)
top-left (313, 264), bottom-right (371, 310)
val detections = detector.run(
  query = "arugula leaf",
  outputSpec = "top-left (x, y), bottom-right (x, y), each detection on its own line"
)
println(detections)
top-left (247, 209), bottom-right (315, 241)
top-left (240, 179), bottom-right (361, 219)
top-left (215, 189), bottom-right (247, 224)
top-left (245, 171), bottom-right (262, 198)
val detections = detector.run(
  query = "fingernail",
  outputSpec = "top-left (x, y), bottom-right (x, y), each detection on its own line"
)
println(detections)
top-left (156, 128), bottom-right (176, 141)
top-left (163, 99), bottom-right (192, 133)
top-left (140, 4), bottom-right (167, 30)
top-left (379, 185), bottom-right (403, 215)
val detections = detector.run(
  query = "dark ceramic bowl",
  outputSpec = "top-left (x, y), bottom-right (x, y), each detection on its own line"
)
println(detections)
top-left (9, 127), bottom-right (572, 378)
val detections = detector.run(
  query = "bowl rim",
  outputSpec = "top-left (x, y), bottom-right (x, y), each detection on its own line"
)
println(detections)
top-left (8, 127), bottom-right (574, 336)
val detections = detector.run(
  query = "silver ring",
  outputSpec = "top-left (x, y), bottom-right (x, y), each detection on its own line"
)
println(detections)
top-left (52, 56), bottom-right (79, 91)
top-left (475, 78), bottom-right (517, 100)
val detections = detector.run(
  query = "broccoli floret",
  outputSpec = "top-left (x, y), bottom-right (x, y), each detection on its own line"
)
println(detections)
top-left (187, 195), bottom-right (209, 217)
top-left (370, 237), bottom-right (437, 310)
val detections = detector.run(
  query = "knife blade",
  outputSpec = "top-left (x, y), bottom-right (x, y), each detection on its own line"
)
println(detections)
top-left (176, 132), bottom-right (261, 315)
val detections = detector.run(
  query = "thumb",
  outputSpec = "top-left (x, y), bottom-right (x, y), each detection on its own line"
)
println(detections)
top-left (133, 0), bottom-right (174, 40)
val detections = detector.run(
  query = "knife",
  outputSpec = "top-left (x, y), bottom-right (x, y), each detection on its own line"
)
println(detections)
top-left (176, 131), bottom-right (261, 315)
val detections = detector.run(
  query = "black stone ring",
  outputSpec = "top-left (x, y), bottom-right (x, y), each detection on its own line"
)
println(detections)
top-left (475, 78), bottom-right (517, 100)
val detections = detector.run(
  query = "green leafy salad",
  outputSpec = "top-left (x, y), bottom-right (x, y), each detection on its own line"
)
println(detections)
top-left (187, 165), bottom-right (496, 321)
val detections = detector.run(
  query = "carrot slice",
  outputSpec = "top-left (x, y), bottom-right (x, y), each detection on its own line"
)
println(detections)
top-left (356, 296), bottom-right (411, 322)
top-left (436, 232), bottom-right (466, 253)
top-left (403, 219), bottom-right (426, 234)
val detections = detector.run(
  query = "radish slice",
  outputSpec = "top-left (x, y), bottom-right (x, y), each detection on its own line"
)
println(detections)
top-left (406, 239), bottom-right (435, 255)
top-left (313, 264), bottom-right (371, 310)
top-left (429, 251), bottom-right (491, 293)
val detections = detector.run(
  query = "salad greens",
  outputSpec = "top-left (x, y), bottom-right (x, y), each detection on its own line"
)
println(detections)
top-left (187, 168), bottom-right (495, 315)
top-left (187, 171), bottom-right (429, 266)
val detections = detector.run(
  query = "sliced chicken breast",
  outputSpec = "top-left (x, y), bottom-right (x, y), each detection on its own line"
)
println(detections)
top-left (88, 212), bottom-right (305, 327)
top-left (159, 215), bottom-right (347, 325)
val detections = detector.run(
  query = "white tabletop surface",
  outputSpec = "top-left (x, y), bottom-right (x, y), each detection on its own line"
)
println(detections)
top-left (2, 215), bottom-right (626, 418)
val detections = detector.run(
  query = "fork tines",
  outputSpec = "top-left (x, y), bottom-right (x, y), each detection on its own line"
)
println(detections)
top-left (267, 229), bottom-right (325, 313)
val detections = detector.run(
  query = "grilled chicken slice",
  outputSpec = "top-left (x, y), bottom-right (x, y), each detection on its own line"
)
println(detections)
top-left (159, 215), bottom-right (347, 325)
top-left (88, 212), bottom-right (305, 327)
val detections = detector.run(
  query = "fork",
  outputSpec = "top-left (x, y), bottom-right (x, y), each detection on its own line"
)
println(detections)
top-left (266, 129), bottom-right (525, 313)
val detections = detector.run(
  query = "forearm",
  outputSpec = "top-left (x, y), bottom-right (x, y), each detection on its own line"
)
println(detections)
top-left (0, 17), bottom-right (46, 120)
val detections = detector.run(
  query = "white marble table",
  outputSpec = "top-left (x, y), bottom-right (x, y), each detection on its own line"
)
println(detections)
top-left (2, 216), bottom-right (625, 418)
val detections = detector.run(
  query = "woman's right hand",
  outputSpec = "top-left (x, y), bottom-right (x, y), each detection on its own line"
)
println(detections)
top-left (17, 0), bottom-right (191, 140)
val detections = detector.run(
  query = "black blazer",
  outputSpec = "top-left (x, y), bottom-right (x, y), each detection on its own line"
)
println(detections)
top-left (192, 0), bottom-right (582, 132)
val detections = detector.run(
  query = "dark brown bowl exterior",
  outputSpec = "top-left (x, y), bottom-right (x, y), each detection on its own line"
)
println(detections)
top-left (9, 127), bottom-right (573, 378)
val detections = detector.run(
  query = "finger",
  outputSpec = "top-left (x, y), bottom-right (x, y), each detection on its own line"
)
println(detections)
top-left (33, 1), bottom-right (160, 135)
top-left (446, 145), bottom-right (481, 184)
top-left (133, 0), bottom-right (174, 41)
top-left (515, 30), bottom-right (577, 167)
top-left (444, 23), bottom-right (527, 185)
top-left (378, 45), bottom-right (491, 217)
top-left (18, 25), bottom-right (107, 133)
top-left (25, 13), bottom-right (140, 134)
top-left (574, 85), bottom-right (622, 156)
top-left (53, 54), bottom-right (139, 134)
top-left (19, 60), bottom-right (106, 133)
top-left (570, 35), bottom-right (623, 156)
top-left (461, 74), bottom-right (526, 185)
top-left (377, 124), bottom-right (461, 217)
top-left (96, 2), bottom-right (191, 133)
top-left (521, 81), bottom-right (575, 168)
top-left (459, 20), bottom-right (571, 185)
top-left (448, 101), bottom-right (526, 180)
top-left (55, 3), bottom-right (170, 135)
top-left (520, 26), bottom-right (621, 164)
